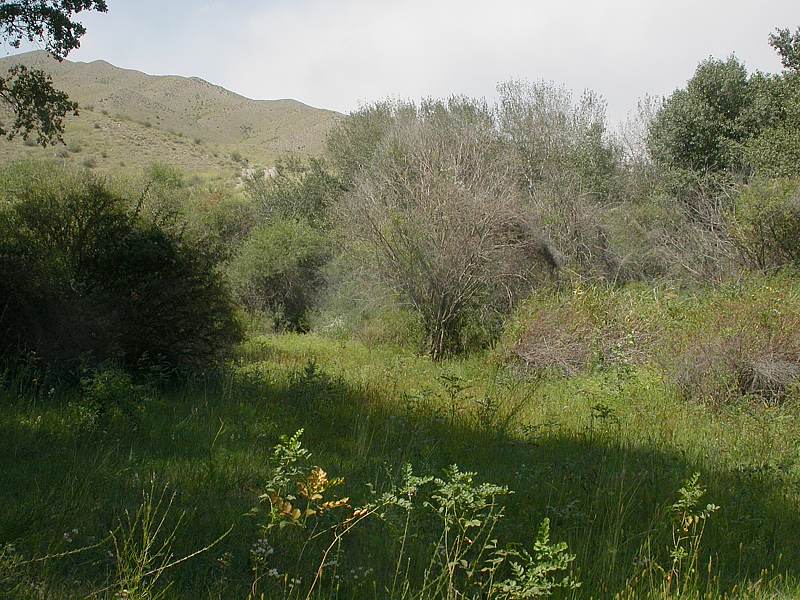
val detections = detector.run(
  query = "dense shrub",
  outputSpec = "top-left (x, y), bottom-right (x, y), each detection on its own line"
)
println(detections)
top-left (659, 277), bottom-right (800, 405)
top-left (335, 97), bottom-right (557, 359)
top-left (145, 161), bottom-right (185, 189)
top-left (226, 218), bottom-right (329, 330)
top-left (503, 277), bottom-right (800, 405)
top-left (193, 189), bottom-right (259, 262)
top-left (504, 284), bottom-right (659, 375)
top-left (728, 178), bottom-right (800, 271)
top-left (497, 80), bottom-right (624, 278)
top-left (307, 252), bottom-right (424, 348)
top-left (243, 156), bottom-right (343, 226)
top-left (0, 162), bottom-right (241, 374)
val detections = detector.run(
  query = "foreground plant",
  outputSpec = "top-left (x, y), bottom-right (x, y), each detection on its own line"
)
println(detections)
top-left (250, 431), bottom-right (580, 599)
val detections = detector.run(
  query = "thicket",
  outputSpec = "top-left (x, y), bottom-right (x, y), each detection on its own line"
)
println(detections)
top-left (6, 27), bottom-right (800, 374)
top-left (504, 275), bottom-right (800, 406)
top-left (308, 27), bottom-right (800, 360)
top-left (0, 162), bottom-right (241, 376)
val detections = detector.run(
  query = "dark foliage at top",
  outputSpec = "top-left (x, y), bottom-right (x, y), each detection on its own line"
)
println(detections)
top-left (0, 0), bottom-right (108, 144)
top-left (0, 1), bottom-right (107, 59)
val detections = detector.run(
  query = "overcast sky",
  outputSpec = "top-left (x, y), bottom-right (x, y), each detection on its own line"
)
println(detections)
top-left (11, 0), bottom-right (800, 121)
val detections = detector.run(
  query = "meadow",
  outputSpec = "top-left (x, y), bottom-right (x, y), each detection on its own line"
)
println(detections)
top-left (4, 307), bottom-right (800, 598)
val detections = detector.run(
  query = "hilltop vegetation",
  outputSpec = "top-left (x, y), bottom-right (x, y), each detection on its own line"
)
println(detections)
top-left (4, 23), bottom-right (800, 600)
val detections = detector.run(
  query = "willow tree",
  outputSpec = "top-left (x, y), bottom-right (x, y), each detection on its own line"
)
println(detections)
top-left (336, 98), bottom-right (556, 360)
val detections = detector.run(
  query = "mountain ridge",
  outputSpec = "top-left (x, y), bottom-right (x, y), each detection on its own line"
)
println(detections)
top-left (0, 51), bottom-right (342, 182)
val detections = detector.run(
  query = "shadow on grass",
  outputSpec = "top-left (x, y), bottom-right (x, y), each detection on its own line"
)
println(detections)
top-left (2, 358), bottom-right (799, 598)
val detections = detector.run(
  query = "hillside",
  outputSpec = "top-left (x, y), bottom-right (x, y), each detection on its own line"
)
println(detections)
top-left (0, 51), bottom-right (341, 183)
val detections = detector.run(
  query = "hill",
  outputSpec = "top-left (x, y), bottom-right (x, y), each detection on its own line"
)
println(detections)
top-left (0, 51), bottom-right (341, 183)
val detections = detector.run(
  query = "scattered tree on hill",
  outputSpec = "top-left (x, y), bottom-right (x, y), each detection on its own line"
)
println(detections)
top-left (0, 0), bottom-right (107, 145)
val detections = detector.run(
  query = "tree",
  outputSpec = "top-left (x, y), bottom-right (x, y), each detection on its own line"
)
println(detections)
top-left (497, 79), bottom-right (623, 278)
top-left (0, 162), bottom-right (241, 373)
top-left (648, 56), bottom-right (756, 173)
top-left (0, 0), bottom-right (107, 145)
top-left (769, 27), bottom-right (800, 72)
top-left (336, 98), bottom-right (556, 360)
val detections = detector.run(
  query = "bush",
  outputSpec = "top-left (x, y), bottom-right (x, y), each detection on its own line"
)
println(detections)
top-left (336, 97), bottom-right (556, 359)
top-left (243, 156), bottom-right (342, 226)
top-left (226, 218), bottom-right (329, 330)
top-left (145, 162), bottom-right (185, 189)
top-left (309, 252), bottom-right (425, 347)
top-left (77, 367), bottom-right (147, 429)
top-left (659, 277), bottom-right (800, 405)
top-left (0, 162), bottom-right (241, 375)
top-left (194, 189), bottom-right (259, 261)
top-left (503, 276), bottom-right (800, 405)
top-left (504, 284), bottom-right (657, 376)
top-left (729, 178), bottom-right (800, 271)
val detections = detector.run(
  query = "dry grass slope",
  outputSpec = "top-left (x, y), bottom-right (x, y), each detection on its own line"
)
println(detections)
top-left (0, 51), bottom-right (341, 182)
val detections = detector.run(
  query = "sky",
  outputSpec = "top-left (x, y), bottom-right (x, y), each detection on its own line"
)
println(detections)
top-left (8, 0), bottom-right (800, 122)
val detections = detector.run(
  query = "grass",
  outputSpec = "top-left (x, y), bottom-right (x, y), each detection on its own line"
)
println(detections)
top-left (3, 328), bottom-right (800, 598)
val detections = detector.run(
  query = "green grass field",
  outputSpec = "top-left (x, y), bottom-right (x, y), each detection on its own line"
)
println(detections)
top-left (3, 331), bottom-right (800, 599)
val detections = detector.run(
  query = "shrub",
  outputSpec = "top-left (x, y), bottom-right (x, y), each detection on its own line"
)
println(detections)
top-left (145, 162), bottom-right (185, 189)
top-left (503, 277), bottom-right (800, 405)
top-left (309, 252), bottom-right (425, 347)
top-left (78, 366), bottom-right (147, 429)
top-left (728, 178), bottom-right (800, 271)
top-left (504, 284), bottom-right (658, 376)
top-left (0, 162), bottom-right (241, 374)
top-left (244, 156), bottom-right (343, 226)
top-left (226, 218), bottom-right (329, 330)
top-left (336, 98), bottom-right (557, 359)
top-left (194, 189), bottom-right (259, 261)
top-left (660, 278), bottom-right (800, 405)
